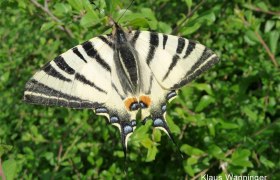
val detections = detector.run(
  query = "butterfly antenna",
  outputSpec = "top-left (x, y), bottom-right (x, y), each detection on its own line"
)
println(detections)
top-left (116, 0), bottom-right (135, 23)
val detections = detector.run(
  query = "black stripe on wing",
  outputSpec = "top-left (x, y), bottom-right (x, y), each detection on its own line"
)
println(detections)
top-left (176, 37), bottom-right (185, 54)
top-left (146, 32), bottom-right (159, 65)
top-left (183, 40), bottom-right (196, 58)
top-left (162, 55), bottom-right (180, 81)
top-left (54, 56), bottom-right (75, 74)
top-left (43, 62), bottom-right (71, 82)
top-left (72, 47), bottom-right (87, 63)
top-left (171, 48), bottom-right (219, 89)
top-left (163, 34), bottom-right (168, 49)
top-left (130, 30), bottom-right (140, 46)
top-left (82, 41), bottom-right (111, 72)
top-left (162, 38), bottom-right (186, 81)
top-left (25, 79), bottom-right (80, 101)
top-left (98, 36), bottom-right (113, 48)
top-left (112, 83), bottom-right (126, 100)
top-left (146, 75), bottom-right (153, 94)
top-left (24, 79), bottom-right (99, 108)
top-left (75, 73), bottom-right (107, 94)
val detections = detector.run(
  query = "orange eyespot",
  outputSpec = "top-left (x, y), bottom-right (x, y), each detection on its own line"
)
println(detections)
top-left (139, 95), bottom-right (151, 108)
top-left (124, 97), bottom-right (138, 111)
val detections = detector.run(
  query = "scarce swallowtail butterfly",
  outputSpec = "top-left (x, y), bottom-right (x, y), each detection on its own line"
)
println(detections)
top-left (23, 19), bottom-right (219, 158)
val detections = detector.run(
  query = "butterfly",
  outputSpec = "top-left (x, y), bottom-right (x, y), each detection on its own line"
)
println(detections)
top-left (23, 20), bottom-right (219, 158)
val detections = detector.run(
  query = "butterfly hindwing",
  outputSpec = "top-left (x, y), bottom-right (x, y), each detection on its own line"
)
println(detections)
top-left (130, 31), bottom-right (219, 90)
top-left (24, 35), bottom-right (114, 109)
top-left (126, 30), bottom-right (219, 146)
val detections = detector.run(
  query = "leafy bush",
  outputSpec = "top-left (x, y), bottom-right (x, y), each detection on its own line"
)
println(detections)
top-left (1, 0), bottom-right (279, 179)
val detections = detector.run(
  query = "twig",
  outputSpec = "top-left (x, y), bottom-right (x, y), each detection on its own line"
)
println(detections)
top-left (245, 5), bottom-right (280, 16)
top-left (0, 158), bottom-right (6, 180)
top-left (53, 122), bottom-right (84, 174)
top-left (190, 168), bottom-right (209, 180)
top-left (69, 158), bottom-right (81, 180)
top-left (236, 7), bottom-right (279, 68)
top-left (172, 0), bottom-right (206, 35)
top-left (57, 142), bottom-right (63, 163)
top-left (30, 0), bottom-right (74, 38)
top-left (254, 30), bottom-right (279, 67)
top-left (179, 124), bottom-right (188, 140)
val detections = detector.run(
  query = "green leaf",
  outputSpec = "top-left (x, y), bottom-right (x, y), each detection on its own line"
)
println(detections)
top-left (231, 149), bottom-right (253, 168)
top-left (244, 30), bottom-right (259, 45)
top-left (184, 164), bottom-right (195, 177)
top-left (166, 117), bottom-right (180, 134)
top-left (269, 31), bottom-right (279, 54)
top-left (260, 156), bottom-right (275, 168)
top-left (187, 156), bottom-right (198, 165)
top-left (0, 145), bottom-right (12, 157)
top-left (195, 95), bottom-right (215, 112)
top-left (146, 145), bottom-right (158, 162)
top-left (141, 138), bottom-right (153, 149)
top-left (197, 12), bottom-right (216, 24)
top-left (126, 17), bottom-right (150, 28)
top-left (132, 121), bottom-right (151, 143)
top-left (208, 122), bottom-right (215, 137)
top-left (185, 0), bottom-right (192, 9)
top-left (153, 128), bottom-right (162, 142)
top-left (265, 20), bottom-right (275, 33)
top-left (80, 11), bottom-right (100, 28)
top-left (158, 22), bottom-right (172, 34)
top-left (40, 22), bottom-right (56, 32)
top-left (54, 3), bottom-right (72, 16)
top-left (242, 107), bottom-right (258, 121)
top-left (180, 144), bottom-right (205, 156)
top-left (140, 8), bottom-right (156, 22)
top-left (256, 2), bottom-right (268, 11)
top-left (67, 0), bottom-right (84, 11)
top-left (181, 23), bottom-right (201, 35)
top-left (192, 83), bottom-right (214, 95)
top-left (219, 121), bottom-right (239, 129)
top-left (208, 145), bottom-right (225, 159)
top-left (2, 159), bottom-right (17, 180)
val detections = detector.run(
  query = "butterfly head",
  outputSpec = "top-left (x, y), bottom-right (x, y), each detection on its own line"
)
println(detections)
top-left (108, 0), bottom-right (135, 46)
top-left (111, 22), bottom-right (127, 44)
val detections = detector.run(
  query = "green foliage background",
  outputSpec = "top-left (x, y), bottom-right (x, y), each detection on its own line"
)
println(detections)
top-left (1, 0), bottom-right (280, 179)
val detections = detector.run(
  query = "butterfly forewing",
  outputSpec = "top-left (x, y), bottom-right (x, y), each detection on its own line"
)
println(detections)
top-left (24, 35), bottom-right (114, 108)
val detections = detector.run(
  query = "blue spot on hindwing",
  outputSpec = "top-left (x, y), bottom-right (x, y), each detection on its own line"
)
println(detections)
top-left (110, 116), bottom-right (119, 123)
top-left (123, 125), bottom-right (133, 135)
top-left (154, 118), bottom-right (164, 127)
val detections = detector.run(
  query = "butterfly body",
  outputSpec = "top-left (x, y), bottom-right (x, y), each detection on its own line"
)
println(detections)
top-left (24, 22), bottom-right (219, 155)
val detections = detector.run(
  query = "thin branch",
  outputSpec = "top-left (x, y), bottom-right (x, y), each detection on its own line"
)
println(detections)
top-left (254, 30), bottom-right (279, 67)
top-left (179, 124), bottom-right (188, 140)
top-left (69, 158), bottom-right (81, 180)
top-left (245, 5), bottom-right (280, 16)
top-left (190, 162), bottom-right (217, 180)
top-left (236, 7), bottom-right (279, 68)
top-left (30, 0), bottom-right (74, 38)
top-left (172, 0), bottom-right (206, 35)
top-left (57, 142), bottom-right (63, 164)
